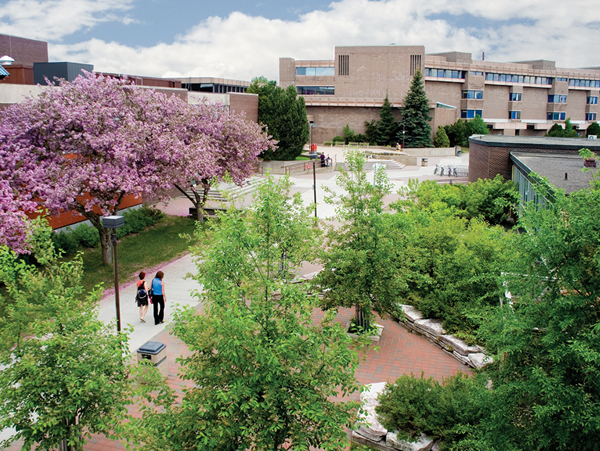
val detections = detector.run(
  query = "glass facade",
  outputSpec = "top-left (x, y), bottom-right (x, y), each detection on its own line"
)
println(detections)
top-left (485, 73), bottom-right (552, 85)
top-left (296, 67), bottom-right (335, 76)
top-left (424, 68), bottom-right (466, 79)
top-left (296, 86), bottom-right (335, 95)
top-left (569, 78), bottom-right (600, 87)
top-left (461, 110), bottom-right (483, 119)
top-left (462, 90), bottom-right (483, 99)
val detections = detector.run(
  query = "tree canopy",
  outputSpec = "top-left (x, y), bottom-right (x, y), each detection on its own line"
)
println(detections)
top-left (247, 81), bottom-right (309, 160)
top-left (399, 71), bottom-right (432, 148)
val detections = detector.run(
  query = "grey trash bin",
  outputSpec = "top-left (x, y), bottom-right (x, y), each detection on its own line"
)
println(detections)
top-left (137, 341), bottom-right (168, 381)
top-left (455, 146), bottom-right (462, 157)
top-left (421, 157), bottom-right (428, 167)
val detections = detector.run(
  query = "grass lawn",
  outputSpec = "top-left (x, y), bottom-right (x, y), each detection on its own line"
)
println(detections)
top-left (79, 214), bottom-right (200, 295)
top-left (295, 156), bottom-right (310, 160)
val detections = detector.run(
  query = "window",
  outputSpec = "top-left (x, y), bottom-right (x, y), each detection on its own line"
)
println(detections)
top-left (462, 90), bottom-right (483, 99)
top-left (338, 55), bottom-right (349, 76)
top-left (410, 55), bottom-right (422, 76)
top-left (509, 111), bottom-right (521, 119)
top-left (461, 109), bottom-right (483, 119)
top-left (547, 112), bottom-right (566, 121)
top-left (424, 68), bottom-right (465, 79)
top-left (296, 67), bottom-right (335, 76)
top-left (587, 96), bottom-right (598, 104)
top-left (509, 92), bottom-right (522, 101)
top-left (485, 73), bottom-right (552, 85)
top-left (548, 95), bottom-right (567, 103)
top-left (469, 71), bottom-right (483, 76)
top-left (586, 113), bottom-right (597, 121)
top-left (296, 86), bottom-right (335, 95)
top-left (569, 78), bottom-right (600, 88)
top-left (556, 77), bottom-right (568, 82)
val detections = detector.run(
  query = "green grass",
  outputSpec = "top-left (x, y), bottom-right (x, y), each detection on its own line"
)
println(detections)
top-left (295, 156), bottom-right (311, 160)
top-left (79, 215), bottom-right (200, 295)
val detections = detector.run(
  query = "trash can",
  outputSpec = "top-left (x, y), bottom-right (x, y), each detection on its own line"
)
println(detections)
top-left (137, 341), bottom-right (168, 382)
top-left (311, 143), bottom-right (318, 152)
top-left (455, 146), bottom-right (462, 157)
top-left (421, 157), bottom-right (429, 167)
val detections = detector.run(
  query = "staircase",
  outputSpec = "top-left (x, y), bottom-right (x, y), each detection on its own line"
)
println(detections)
top-left (184, 177), bottom-right (262, 202)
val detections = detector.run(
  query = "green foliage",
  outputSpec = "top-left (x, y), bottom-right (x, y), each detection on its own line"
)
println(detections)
top-left (546, 118), bottom-right (579, 138)
top-left (472, 187), bottom-right (600, 451)
top-left (364, 119), bottom-right (379, 145)
top-left (247, 81), bottom-right (310, 160)
top-left (399, 71), bottom-right (432, 148)
top-left (467, 115), bottom-right (489, 136)
top-left (0, 235), bottom-right (131, 451)
top-left (51, 206), bottom-right (164, 255)
top-left (317, 149), bottom-right (403, 332)
top-left (546, 122), bottom-right (566, 137)
top-left (586, 121), bottom-right (600, 137)
top-left (376, 373), bottom-right (485, 450)
top-left (444, 116), bottom-right (488, 148)
top-left (343, 123), bottom-right (355, 143)
top-left (251, 75), bottom-right (270, 84)
top-left (333, 135), bottom-right (346, 143)
top-left (135, 176), bottom-right (364, 450)
top-left (433, 126), bottom-right (450, 148)
top-left (377, 95), bottom-right (399, 146)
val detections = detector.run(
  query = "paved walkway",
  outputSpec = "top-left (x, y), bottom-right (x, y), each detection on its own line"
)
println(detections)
top-left (5, 150), bottom-right (472, 450)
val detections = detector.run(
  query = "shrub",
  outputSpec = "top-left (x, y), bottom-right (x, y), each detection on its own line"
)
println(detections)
top-left (51, 230), bottom-right (79, 255)
top-left (433, 127), bottom-right (450, 148)
top-left (332, 136), bottom-right (345, 143)
top-left (72, 223), bottom-right (100, 248)
top-left (376, 372), bottom-right (484, 450)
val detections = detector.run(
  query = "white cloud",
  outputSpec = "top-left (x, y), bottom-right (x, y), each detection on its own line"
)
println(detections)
top-left (9, 0), bottom-right (600, 81)
top-left (0, 0), bottom-right (135, 41)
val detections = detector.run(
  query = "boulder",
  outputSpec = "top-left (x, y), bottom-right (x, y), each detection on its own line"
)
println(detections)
top-left (361, 382), bottom-right (388, 402)
top-left (452, 351), bottom-right (472, 367)
top-left (399, 304), bottom-right (424, 322)
top-left (386, 431), bottom-right (434, 451)
top-left (440, 335), bottom-right (482, 356)
top-left (357, 383), bottom-right (389, 442)
top-left (468, 353), bottom-right (489, 369)
top-left (414, 319), bottom-right (446, 338)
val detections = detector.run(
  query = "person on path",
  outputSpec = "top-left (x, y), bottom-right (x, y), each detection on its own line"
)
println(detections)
top-left (152, 271), bottom-right (167, 325)
top-left (320, 152), bottom-right (325, 167)
top-left (136, 271), bottom-right (150, 323)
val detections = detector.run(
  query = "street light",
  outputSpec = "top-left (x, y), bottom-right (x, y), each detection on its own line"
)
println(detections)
top-left (102, 215), bottom-right (124, 332)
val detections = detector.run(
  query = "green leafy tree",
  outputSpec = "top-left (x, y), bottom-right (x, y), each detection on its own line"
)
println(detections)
top-left (136, 176), bottom-right (364, 451)
top-left (546, 118), bottom-right (578, 138)
top-left (444, 119), bottom-right (469, 147)
top-left (473, 186), bottom-right (600, 450)
top-left (251, 75), bottom-right (270, 84)
top-left (546, 122), bottom-right (566, 137)
top-left (467, 115), bottom-right (489, 136)
top-left (343, 123), bottom-right (355, 144)
top-left (0, 230), bottom-right (131, 451)
top-left (317, 149), bottom-right (403, 332)
top-left (433, 126), bottom-right (450, 147)
top-left (399, 71), bottom-right (432, 148)
top-left (377, 95), bottom-right (399, 146)
top-left (563, 117), bottom-right (579, 137)
top-left (586, 121), bottom-right (600, 137)
top-left (247, 81), bottom-right (309, 160)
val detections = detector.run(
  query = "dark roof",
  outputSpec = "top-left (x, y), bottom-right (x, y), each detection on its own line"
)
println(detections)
top-left (510, 152), bottom-right (598, 194)
top-left (470, 135), bottom-right (600, 151)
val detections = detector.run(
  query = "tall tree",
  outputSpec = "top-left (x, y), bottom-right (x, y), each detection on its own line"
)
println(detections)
top-left (0, 72), bottom-right (199, 263)
top-left (0, 230), bottom-right (131, 451)
top-left (467, 115), bottom-right (489, 136)
top-left (317, 149), bottom-right (403, 332)
top-left (135, 176), bottom-right (365, 450)
top-left (433, 126), bottom-right (450, 147)
top-left (473, 186), bottom-right (600, 450)
top-left (586, 121), bottom-right (600, 137)
top-left (399, 70), bottom-right (432, 148)
top-left (376, 95), bottom-right (399, 146)
top-left (247, 81), bottom-right (309, 160)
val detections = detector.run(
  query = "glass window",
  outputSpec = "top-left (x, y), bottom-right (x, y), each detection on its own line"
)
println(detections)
top-left (431, 68), bottom-right (438, 77)
top-left (296, 86), bottom-right (335, 95)
top-left (548, 95), bottom-right (567, 103)
top-left (509, 111), bottom-right (521, 119)
top-left (509, 92), bottom-right (522, 101)
top-left (461, 110), bottom-right (483, 119)
top-left (556, 77), bottom-right (567, 82)
top-left (296, 67), bottom-right (334, 76)
top-left (462, 90), bottom-right (483, 99)
top-left (470, 71), bottom-right (483, 76)
top-left (589, 97), bottom-right (599, 105)
top-left (586, 113), bottom-right (597, 121)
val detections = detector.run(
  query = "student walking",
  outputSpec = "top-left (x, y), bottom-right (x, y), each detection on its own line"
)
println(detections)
top-left (136, 272), bottom-right (150, 323)
top-left (151, 271), bottom-right (166, 325)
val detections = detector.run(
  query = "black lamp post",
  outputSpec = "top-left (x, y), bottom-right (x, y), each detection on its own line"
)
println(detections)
top-left (102, 215), bottom-right (125, 332)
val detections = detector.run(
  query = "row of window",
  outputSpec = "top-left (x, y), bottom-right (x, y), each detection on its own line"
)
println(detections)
top-left (462, 110), bottom-right (598, 121)
top-left (296, 86), bottom-right (335, 95)
top-left (461, 92), bottom-right (597, 104)
top-left (548, 95), bottom-right (567, 103)
top-left (485, 73), bottom-right (553, 85)
top-left (296, 67), bottom-right (335, 76)
top-left (424, 68), bottom-right (466, 79)
top-left (570, 78), bottom-right (600, 88)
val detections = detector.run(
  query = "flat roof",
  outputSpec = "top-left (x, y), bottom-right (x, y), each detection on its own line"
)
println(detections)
top-left (510, 152), bottom-right (598, 193)
top-left (469, 135), bottom-right (600, 151)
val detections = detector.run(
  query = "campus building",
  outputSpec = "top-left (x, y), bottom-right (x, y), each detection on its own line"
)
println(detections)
top-left (280, 45), bottom-right (600, 143)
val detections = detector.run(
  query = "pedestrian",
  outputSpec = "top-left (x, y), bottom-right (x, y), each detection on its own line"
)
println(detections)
top-left (151, 271), bottom-right (166, 325)
top-left (320, 152), bottom-right (325, 167)
top-left (136, 271), bottom-right (149, 323)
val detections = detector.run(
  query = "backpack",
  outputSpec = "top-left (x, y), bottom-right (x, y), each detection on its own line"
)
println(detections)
top-left (136, 283), bottom-right (148, 304)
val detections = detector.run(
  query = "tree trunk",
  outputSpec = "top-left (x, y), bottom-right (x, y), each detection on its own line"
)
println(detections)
top-left (355, 305), bottom-right (370, 333)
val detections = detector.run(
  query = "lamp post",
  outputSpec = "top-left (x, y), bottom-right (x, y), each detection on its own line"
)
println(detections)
top-left (402, 123), bottom-right (406, 148)
top-left (102, 215), bottom-right (125, 332)
top-left (309, 122), bottom-right (318, 218)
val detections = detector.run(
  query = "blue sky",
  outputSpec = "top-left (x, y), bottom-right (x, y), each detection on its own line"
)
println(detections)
top-left (1, 0), bottom-right (599, 81)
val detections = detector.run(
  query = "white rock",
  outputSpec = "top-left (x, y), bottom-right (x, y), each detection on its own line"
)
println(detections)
top-left (361, 382), bottom-right (388, 402)
top-left (414, 319), bottom-right (446, 337)
top-left (399, 304), bottom-right (424, 322)
top-left (386, 431), bottom-right (434, 451)
top-left (357, 396), bottom-right (388, 441)
top-left (468, 353), bottom-right (489, 369)
top-left (452, 351), bottom-right (472, 367)
top-left (440, 335), bottom-right (482, 356)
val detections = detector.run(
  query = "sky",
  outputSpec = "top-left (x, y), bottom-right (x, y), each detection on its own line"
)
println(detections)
top-left (1, 0), bottom-right (600, 82)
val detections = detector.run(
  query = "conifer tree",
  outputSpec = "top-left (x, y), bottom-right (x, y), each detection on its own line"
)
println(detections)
top-left (586, 121), bottom-right (600, 137)
top-left (433, 126), bottom-right (450, 147)
top-left (399, 71), bottom-right (432, 148)
top-left (376, 95), bottom-right (399, 146)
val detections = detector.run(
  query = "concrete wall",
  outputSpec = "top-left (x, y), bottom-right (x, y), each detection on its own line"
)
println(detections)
top-left (0, 83), bottom-right (44, 107)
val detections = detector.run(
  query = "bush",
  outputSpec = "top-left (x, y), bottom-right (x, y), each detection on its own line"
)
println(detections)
top-left (332, 136), bottom-right (345, 143)
top-left (72, 223), bottom-right (100, 248)
top-left (51, 230), bottom-right (79, 255)
top-left (376, 372), bottom-right (484, 450)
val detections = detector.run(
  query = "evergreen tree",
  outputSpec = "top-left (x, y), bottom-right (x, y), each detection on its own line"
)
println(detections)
top-left (586, 121), bottom-right (600, 137)
top-left (247, 81), bottom-right (309, 160)
top-left (399, 71), bottom-right (432, 147)
top-left (546, 122), bottom-right (565, 137)
top-left (433, 126), bottom-right (450, 147)
top-left (563, 117), bottom-right (579, 137)
top-left (364, 119), bottom-right (379, 145)
top-left (377, 95), bottom-right (399, 146)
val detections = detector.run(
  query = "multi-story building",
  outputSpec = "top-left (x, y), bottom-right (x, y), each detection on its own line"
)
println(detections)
top-left (280, 45), bottom-right (600, 143)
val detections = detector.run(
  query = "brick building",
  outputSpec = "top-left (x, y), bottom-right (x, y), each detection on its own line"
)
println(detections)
top-left (280, 45), bottom-right (600, 143)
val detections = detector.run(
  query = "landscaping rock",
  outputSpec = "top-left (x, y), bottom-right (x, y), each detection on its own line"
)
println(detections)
top-left (357, 382), bottom-right (389, 442)
top-left (352, 430), bottom-right (389, 450)
top-left (399, 304), bottom-right (424, 322)
top-left (361, 382), bottom-right (388, 402)
top-left (452, 351), bottom-right (472, 367)
top-left (414, 319), bottom-right (446, 338)
top-left (468, 353), bottom-right (488, 369)
top-left (440, 335), bottom-right (482, 356)
top-left (386, 431), bottom-right (434, 451)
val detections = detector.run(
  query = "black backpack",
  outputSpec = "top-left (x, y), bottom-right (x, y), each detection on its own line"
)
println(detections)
top-left (136, 284), bottom-right (148, 304)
